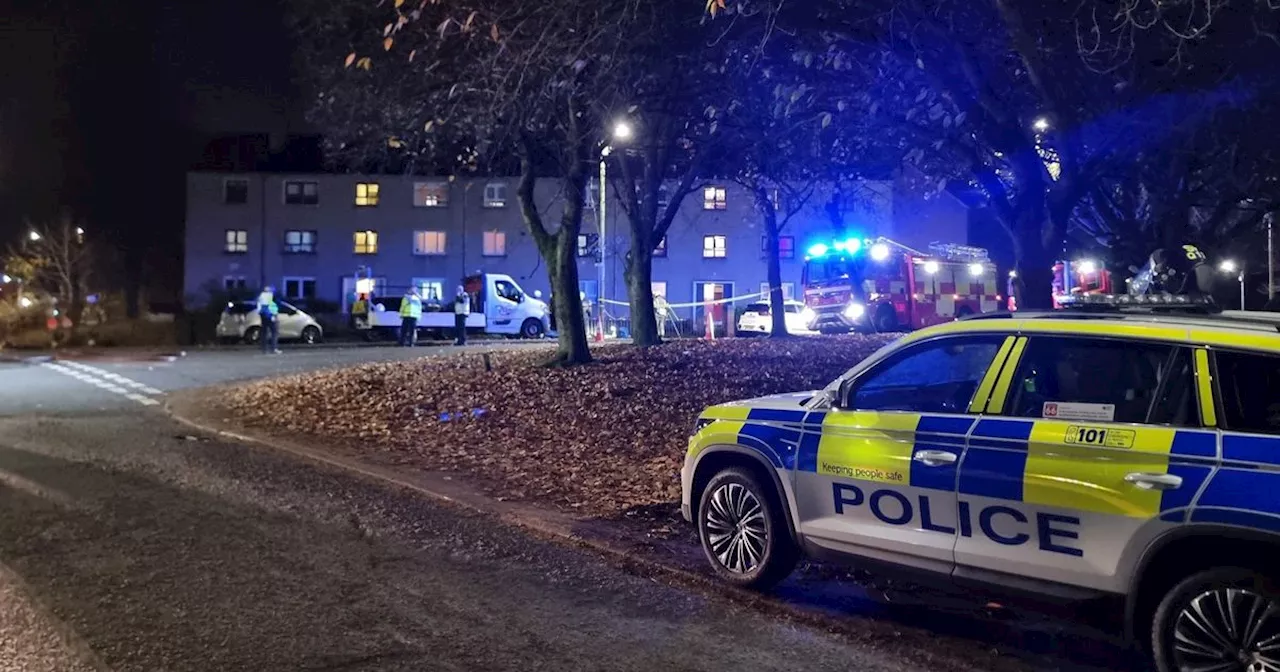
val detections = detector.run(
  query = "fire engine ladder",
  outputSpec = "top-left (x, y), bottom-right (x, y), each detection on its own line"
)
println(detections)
top-left (928, 242), bottom-right (990, 262)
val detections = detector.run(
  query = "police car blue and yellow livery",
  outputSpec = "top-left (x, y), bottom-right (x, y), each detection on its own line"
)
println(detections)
top-left (682, 296), bottom-right (1280, 672)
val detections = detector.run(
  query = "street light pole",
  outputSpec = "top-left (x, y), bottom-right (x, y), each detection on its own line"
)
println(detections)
top-left (1240, 267), bottom-right (1246, 310)
top-left (1268, 213), bottom-right (1274, 301)
top-left (599, 146), bottom-right (609, 335)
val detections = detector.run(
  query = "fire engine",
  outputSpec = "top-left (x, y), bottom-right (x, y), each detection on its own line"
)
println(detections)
top-left (1052, 259), bottom-right (1114, 308)
top-left (800, 237), bottom-right (1001, 333)
top-left (1006, 259), bottom-right (1116, 311)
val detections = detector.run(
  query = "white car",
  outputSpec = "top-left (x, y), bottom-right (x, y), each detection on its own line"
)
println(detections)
top-left (737, 300), bottom-right (814, 335)
top-left (216, 301), bottom-right (324, 345)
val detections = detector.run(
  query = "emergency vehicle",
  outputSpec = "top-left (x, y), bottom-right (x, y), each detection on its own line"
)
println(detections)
top-left (682, 292), bottom-right (1280, 672)
top-left (801, 237), bottom-right (1000, 333)
top-left (359, 272), bottom-right (550, 340)
top-left (1052, 259), bottom-right (1115, 308)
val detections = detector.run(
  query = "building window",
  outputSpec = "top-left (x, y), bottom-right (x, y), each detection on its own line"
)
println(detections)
top-left (224, 229), bottom-right (248, 253)
top-left (483, 230), bottom-right (507, 256)
top-left (703, 186), bottom-right (727, 210)
top-left (762, 235), bottom-right (795, 259)
top-left (413, 182), bottom-right (449, 207)
top-left (283, 277), bottom-right (317, 300)
top-left (353, 230), bottom-right (378, 255)
top-left (224, 178), bottom-right (249, 204)
top-left (703, 235), bottom-right (727, 258)
top-left (759, 282), bottom-right (796, 301)
top-left (413, 230), bottom-right (447, 256)
top-left (413, 278), bottom-right (445, 302)
top-left (577, 233), bottom-right (599, 258)
top-left (657, 184), bottom-right (671, 211)
top-left (284, 180), bottom-right (319, 205)
top-left (355, 182), bottom-right (380, 207)
top-left (586, 180), bottom-right (599, 211)
top-left (483, 182), bottom-right (507, 208)
top-left (223, 276), bottom-right (247, 291)
top-left (283, 230), bottom-right (316, 254)
top-left (653, 236), bottom-right (667, 258)
top-left (770, 188), bottom-right (783, 212)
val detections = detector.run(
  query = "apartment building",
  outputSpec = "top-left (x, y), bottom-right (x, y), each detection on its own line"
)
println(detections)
top-left (184, 171), bottom-right (970, 320)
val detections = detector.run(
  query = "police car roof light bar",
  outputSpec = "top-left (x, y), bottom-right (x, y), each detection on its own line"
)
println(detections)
top-left (1055, 292), bottom-right (1221, 313)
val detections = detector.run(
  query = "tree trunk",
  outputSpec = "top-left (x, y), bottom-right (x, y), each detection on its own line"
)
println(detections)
top-left (752, 187), bottom-right (790, 337)
top-left (549, 231), bottom-right (591, 365)
top-left (625, 247), bottom-right (660, 346)
top-left (1012, 212), bottom-right (1058, 311)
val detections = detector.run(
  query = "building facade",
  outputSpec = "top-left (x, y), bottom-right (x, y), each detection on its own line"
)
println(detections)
top-left (184, 171), bottom-right (970, 321)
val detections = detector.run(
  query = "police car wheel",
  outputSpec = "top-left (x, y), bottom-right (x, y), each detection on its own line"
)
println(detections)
top-left (697, 468), bottom-right (797, 589)
top-left (1152, 567), bottom-right (1280, 672)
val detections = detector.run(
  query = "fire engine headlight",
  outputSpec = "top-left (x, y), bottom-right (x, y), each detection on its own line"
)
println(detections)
top-left (844, 303), bottom-right (866, 320)
top-left (800, 307), bottom-right (816, 323)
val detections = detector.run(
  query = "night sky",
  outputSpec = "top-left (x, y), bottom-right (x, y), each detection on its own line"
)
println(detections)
top-left (0, 0), bottom-right (300, 298)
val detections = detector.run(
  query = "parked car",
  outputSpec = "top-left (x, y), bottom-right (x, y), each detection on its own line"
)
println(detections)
top-left (736, 300), bottom-right (815, 335)
top-left (216, 301), bottom-right (323, 345)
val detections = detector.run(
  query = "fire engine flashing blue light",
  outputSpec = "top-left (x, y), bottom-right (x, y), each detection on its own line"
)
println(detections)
top-left (844, 238), bottom-right (861, 253)
top-left (807, 243), bottom-right (829, 257)
top-left (870, 243), bottom-right (890, 261)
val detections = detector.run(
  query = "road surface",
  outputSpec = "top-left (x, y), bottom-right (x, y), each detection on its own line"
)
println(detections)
top-left (0, 343), bottom-right (1135, 671)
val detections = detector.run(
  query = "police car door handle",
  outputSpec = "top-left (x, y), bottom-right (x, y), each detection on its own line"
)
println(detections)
top-left (912, 450), bottom-right (958, 467)
top-left (1124, 472), bottom-right (1182, 491)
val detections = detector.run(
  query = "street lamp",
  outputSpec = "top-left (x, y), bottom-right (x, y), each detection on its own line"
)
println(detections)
top-left (1032, 117), bottom-right (1050, 133)
top-left (1220, 260), bottom-right (1245, 309)
top-left (0, 274), bottom-right (9, 284)
top-left (597, 119), bottom-right (635, 337)
top-left (27, 230), bottom-right (41, 242)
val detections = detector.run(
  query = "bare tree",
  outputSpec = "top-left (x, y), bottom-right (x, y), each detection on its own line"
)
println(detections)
top-left (5, 213), bottom-right (94, 330)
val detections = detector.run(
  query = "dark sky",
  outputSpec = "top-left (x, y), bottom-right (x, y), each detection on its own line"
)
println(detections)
top-left (0, 0), bottom-right (300, 264)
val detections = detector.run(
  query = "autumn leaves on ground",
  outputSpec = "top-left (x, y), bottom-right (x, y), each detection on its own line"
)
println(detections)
top-left (220, 335), bottom-right (896, 517)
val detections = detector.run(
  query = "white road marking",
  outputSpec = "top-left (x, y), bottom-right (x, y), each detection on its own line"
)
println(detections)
top-left (41, 362), bottom-right (161, 406)
top-left (57, 361), bottom-right (164, 395)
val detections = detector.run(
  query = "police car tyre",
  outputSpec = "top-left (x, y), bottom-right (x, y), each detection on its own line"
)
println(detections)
top-left (243, 326), bottom-right (261, 344)
top-left (520, 318), bottom-right (544, 339)
top-left (697, 467), bottom-right (797, 589)
top-left (1152, 567), bottom-right (1280, 672)
top-left (301, 326), bottom-right (321, 344)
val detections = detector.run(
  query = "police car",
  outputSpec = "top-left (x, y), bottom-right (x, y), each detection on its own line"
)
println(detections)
top-left (682, 294), bottom-right (1280, 672)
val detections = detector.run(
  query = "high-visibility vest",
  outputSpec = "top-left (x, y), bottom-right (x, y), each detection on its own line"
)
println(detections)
top-left (454, 292), bottom-right (470, 316)
top-left (257, 292), bottom-right (278, 317)
top-left (400, 296), bottom-right (422, 319)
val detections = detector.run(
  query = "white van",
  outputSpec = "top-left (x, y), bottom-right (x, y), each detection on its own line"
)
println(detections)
top-left (361, 273), bottom-right (550, 340)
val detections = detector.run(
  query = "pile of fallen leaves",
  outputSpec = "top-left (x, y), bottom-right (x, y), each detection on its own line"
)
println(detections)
top-left (221, 335), bottom-right (896, 515)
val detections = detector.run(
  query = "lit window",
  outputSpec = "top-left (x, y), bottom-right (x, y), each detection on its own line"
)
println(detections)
top-left (284, 180), bottom-right (318, 205)
top-left (413, 182), bottom-right (449, 207)
top-left (703, 186), bottom-right (727, 210)
top-left (354, 230), bottom-right (378, 254)
top-left (759, 282), bottom-right (795, 300)
top-left (483, 230), bottom-right (507, 256)
top-left (413, 278), bottom-right (445, 302)
top-left (355, 182), bottom-right (380, 207)
top-left (483, 182), bottom-right (507, 208)
top-left (703, 235), bottom-right (727, 258)
top-left (283, 277), bottom-right (316, 299)
top-left (653, 236), bottom-right (667, 258)
top-left (761, 235), bottom-right (795, 259)
top-left (284, 230), bottom-right (316, 254)
top-left (224, 179), bottom-right (248, 204)
top-left (224, 229), bottom-right (248, 253)
top-left (577, 234), bottom-right (599, 258)
top-left (223, 276), bottom-right (247, 291)
top-left (413, 230), bottom-right (447, 256)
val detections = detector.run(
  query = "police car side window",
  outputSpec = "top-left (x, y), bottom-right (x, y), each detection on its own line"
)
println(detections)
top-left (845, 337), bottom-right (1004, 414)
top-left (1005, 337), bottom-right (1194, 426)
top-left (1215, 351), bottom-right (1280, 435)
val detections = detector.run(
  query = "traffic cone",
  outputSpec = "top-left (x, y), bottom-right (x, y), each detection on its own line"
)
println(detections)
top-left (594, 315), bottom-right (605, 343)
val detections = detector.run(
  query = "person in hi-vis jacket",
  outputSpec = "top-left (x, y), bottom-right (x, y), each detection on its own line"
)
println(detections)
top-left (453, 285), bottom-right (470, 346)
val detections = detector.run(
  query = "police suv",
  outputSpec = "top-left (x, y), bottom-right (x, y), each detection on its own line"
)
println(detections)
top-left (682, 294), bottom-right (1280, 672)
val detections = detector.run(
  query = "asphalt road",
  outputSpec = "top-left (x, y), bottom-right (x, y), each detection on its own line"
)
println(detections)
top-left (0, 343), bottom-right (1133, 672)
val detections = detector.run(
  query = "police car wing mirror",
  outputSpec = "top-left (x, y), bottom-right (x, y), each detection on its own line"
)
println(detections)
top-left (813, 388), bottom-right (840, 409)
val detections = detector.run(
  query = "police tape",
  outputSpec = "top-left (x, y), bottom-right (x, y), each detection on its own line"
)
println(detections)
top-left (599, 291), bottom-right (771, 310)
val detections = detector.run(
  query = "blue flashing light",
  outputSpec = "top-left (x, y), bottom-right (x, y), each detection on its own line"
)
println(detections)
top-left (808, 243), bottom-right (829, 257)
top-left (844, 238), bottom-right (862, 253)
